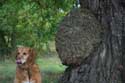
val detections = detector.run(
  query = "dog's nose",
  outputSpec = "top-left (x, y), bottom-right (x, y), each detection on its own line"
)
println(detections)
top-left (16, 57), bottom-right (21, 60)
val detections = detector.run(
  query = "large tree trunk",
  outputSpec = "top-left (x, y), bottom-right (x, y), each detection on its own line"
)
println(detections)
top-left (55, 0), bottom-right (125, 83)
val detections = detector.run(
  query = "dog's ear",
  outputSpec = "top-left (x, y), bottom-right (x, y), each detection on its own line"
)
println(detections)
top-left (28, 48), bottom-right (36, 63)
top-left (30, 48), bottom-right (36, 57)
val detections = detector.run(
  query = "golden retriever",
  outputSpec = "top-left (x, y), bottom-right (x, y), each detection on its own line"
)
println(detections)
top-left (14, 47), bottom-right (41, 83)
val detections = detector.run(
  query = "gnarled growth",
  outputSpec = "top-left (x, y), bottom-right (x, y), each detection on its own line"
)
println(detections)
top-left (56, 8), bottom-right (104, 66)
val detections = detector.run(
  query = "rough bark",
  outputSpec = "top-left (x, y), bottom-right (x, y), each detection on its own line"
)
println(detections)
top-left (55, 0), bottom-right (125, 83)
top-left (56, 8), bottom-right (104, 66)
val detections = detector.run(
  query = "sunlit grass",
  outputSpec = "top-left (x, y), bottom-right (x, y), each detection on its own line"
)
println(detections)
top-left (37, 57), bottom-right (66, 73)
top-left (0, 56), bottom-right (66, 83)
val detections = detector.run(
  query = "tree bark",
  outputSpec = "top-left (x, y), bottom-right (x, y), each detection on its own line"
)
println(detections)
top-left (56, 0), bottom-right (125, 83)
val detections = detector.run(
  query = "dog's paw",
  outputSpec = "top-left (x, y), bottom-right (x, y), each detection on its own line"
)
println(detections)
top-left (23, 80), bottom-right (35, 83)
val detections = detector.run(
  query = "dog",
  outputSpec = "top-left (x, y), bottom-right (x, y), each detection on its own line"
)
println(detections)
top-left (14, 47), bottom-right (42, 83)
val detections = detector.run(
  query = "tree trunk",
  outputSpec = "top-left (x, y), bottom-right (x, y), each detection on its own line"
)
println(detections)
top-left (0, 31), bottom-right (6, 54)
top-left (55, 0), bottom-right (125, 83)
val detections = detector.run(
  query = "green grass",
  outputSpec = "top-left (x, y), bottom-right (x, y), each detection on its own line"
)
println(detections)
top-left (0, 57), bottom-right (66, 83)
top-left (37, 57), bottom-right (66, 73)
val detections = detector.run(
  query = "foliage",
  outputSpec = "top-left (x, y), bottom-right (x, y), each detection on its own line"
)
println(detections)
top-left (0, 0), bottom-right (75, 56)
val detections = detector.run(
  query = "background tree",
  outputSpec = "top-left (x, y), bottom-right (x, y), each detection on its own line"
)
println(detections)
top-left (0, 0), bottom-right (75, 59)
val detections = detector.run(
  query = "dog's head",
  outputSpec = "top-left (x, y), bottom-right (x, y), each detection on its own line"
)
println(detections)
top-left (16, 47), bottom-right (36, 65)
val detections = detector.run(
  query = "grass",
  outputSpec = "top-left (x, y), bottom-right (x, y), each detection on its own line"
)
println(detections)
top-left (0, 56), bottom-right (66, 83)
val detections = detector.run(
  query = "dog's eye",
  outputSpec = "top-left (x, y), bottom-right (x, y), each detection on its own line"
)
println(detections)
top-left (23, 52), bottom-right (26, 55)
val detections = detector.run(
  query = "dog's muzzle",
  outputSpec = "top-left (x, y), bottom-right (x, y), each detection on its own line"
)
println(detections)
top-left (16, 59), bottom-right (26, 64)
top-left (16, 59), bottom-right (22, 64)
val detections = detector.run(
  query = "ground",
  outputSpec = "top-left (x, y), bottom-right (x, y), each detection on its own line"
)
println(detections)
top-left (0, 56), bottom-right (66, 83)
